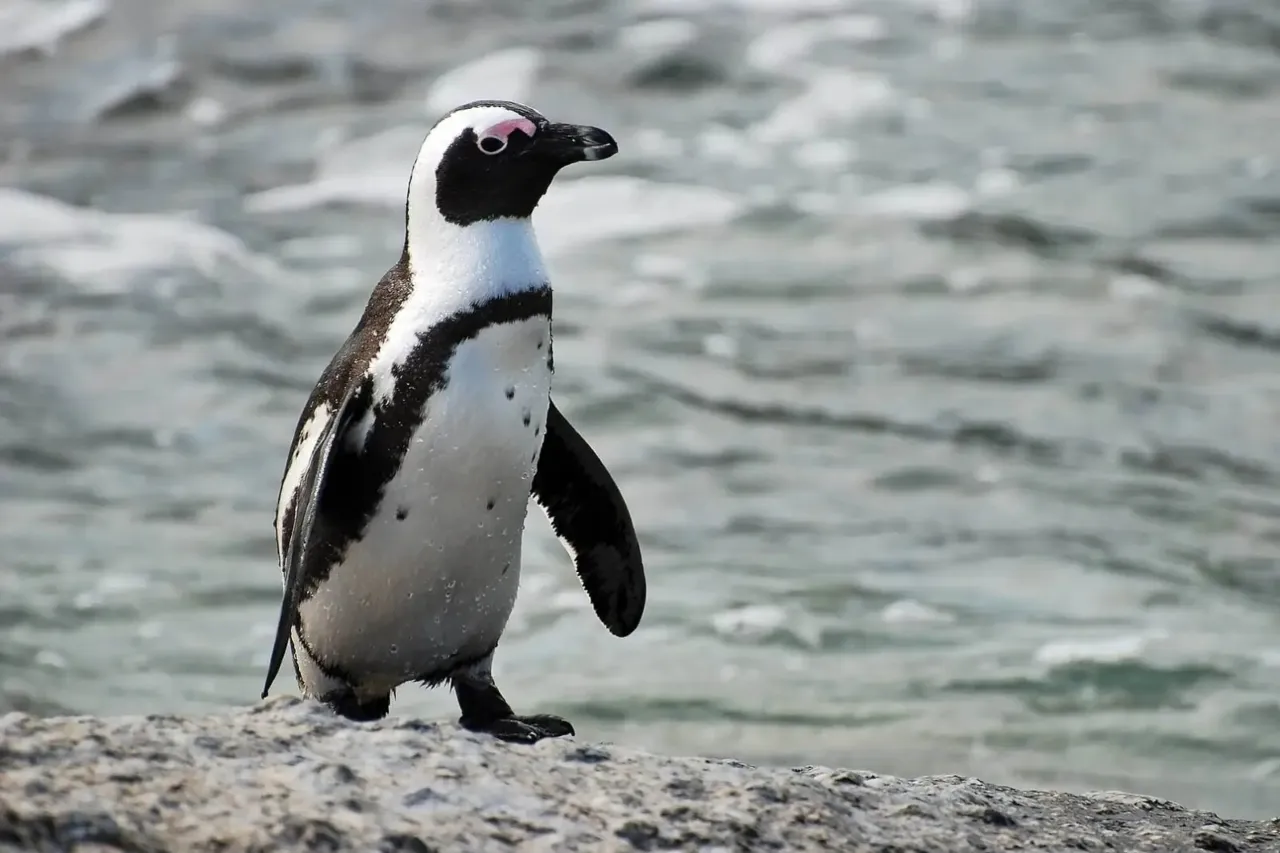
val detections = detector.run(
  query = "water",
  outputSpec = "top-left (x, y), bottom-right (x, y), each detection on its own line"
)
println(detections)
top-left (2, 0), bottom-right (1280, 818)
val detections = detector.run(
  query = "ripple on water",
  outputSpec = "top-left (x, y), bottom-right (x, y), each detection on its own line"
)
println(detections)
top-left (899, 337), bottom-right (1060, 385)
top-left (621, 29), bottom-right (727, 91)
top-left (1189, 300), bottom-right (1280, 355)
top-left (58, 53), bottom-right (185, 123)
top-left (919, 211), bottom-right (1099, 258)
top-left (614, 363), bottom-right (1066, 464)
top-left (946, 658), bottom-right (1236, 714)
top-left (561, 695), bottom-right (901, 728)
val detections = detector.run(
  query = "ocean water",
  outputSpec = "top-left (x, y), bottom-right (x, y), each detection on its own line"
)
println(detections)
top-left (2, 0), bottom-right (1279, 818)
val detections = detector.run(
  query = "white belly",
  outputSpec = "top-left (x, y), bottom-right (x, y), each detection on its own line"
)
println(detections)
top-left (299, 316), bottom-right (552, 694)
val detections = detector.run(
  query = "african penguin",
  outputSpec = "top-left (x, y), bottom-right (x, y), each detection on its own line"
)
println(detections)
top-left (260, 100), bottom-right (646, 744)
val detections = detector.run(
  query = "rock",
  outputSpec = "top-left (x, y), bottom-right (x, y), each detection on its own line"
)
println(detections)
top-left (0, 697), bottom-right (1276, 852)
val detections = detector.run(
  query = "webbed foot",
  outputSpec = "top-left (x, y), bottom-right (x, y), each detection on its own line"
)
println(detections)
top-left (460, 713), bottom-right (575, 743)
top-left (451, 654), bottom-right (575, 744)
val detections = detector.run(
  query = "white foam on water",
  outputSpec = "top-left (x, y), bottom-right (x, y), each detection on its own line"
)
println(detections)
top-left (242, 126), bottom-right (421, 213)
top-left (856, 182), bottom-right (971, 220)
top-left (617, 18), bottom-right (699, 54)
top-left (750, 70), bottom-right (896, 145)
top-left (34, 649), bottom-right (67, 670)
top-left (73, 54), bottom-right (183, 123)
top-left (712, 604), bottom-right (786, 636)
top-left (276, 234), bottom-right (367, 262)
top-left (881, 599), bottom-right (954, 624)
top-left (0, 187), bottom-right (279, 290)
top-left (243, 174), bottom-right (404, 213)
top-left (975, 167), bottom-right (1019, 196)
top-left (630, 127), bottom-right (687, 160)
top-left (792, 138), bottom-right (856, 170)
top-left (320, 127), bottom-right (426, 179)
top-left (0, 0), bottom-right (107, 58)
top-left (711, 604), bottom-right (823, 648)
top-left (1254, 648), bottom-right (1280, 668)
top-left (1034, 630), bottom-right (1168, 667)
top-left (1246, 758), bottom-right (1280, 780)
top-left (534, 176), bottom-right (745, 254)
top-left (184, 95), bottom-right (228, 127)
top-left (633, 0), bottom-right (851, 14)
top-left (695, 125), bottom-right (771, 168)
top-left (548, 590), bottom-right (591, 612)
top-left (745, 15), bottom-right (885, 74)
top-left (901, 0), bottom-right (976, 24)
top-left (424, 47), bottom-right (543, 117)
top-left (71, 572), bottom-right (149, 610)
top-left (1108, 273), bottom-right (1161, 302)
top-left (702, 332), bottom-right (738, 359)
top-left (631, 252), bottom-right (705, 288)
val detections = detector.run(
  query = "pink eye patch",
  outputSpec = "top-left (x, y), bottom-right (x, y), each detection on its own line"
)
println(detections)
top-left (478, 117), bottom-right (537, 143)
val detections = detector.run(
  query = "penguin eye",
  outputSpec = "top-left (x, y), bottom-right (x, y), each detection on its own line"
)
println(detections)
top-left (477, 135), bottom-right (507, 155)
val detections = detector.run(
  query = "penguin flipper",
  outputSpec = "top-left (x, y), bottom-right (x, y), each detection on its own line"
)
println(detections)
top-left (261, 384), bottom-right (365, 699)
top-left (531, 399), bottom-right (646, 636)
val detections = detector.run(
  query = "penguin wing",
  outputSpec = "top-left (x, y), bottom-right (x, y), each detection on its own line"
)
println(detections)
top-left (260, 382), bottom-right (366, 699)
top-left (532, 399), bottom-right (646, 636)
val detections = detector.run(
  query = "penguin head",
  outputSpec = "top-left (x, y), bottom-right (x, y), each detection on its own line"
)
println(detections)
top-left (407, 100), bottom-right (617, 229)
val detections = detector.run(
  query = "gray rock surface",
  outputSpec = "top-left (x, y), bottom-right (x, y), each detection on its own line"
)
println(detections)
top-left (1, 697), bottom-right (1276, 852)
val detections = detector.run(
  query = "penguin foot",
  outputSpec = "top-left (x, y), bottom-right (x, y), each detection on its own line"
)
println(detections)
top-left (451, 660), bottom-right (575, 744)
top-left (460, 713), bottom-right (575, 744)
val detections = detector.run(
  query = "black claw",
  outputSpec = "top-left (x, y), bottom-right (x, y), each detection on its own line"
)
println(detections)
top-left (517, 714), bottom-right (576, 737)
top-left (460, 714), bottom-right (575, 743)
top-left (467, 719), bottom-right (542, 744)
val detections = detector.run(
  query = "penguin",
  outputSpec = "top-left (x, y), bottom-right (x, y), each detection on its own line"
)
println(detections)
top-left (259, 100), bottom-right (646, 744)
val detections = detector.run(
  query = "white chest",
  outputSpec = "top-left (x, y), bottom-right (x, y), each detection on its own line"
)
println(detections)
top-left (300, 315), bottom-right (553, 685)
top-left (401, 315), bottom-right (553, 492)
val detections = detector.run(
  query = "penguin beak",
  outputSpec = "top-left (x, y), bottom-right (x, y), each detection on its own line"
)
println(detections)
top-left (530, 122), bottom-right (618, 165)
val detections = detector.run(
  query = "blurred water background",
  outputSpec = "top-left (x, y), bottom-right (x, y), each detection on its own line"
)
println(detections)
top-left (2, 0), bottom-right (1279, 818)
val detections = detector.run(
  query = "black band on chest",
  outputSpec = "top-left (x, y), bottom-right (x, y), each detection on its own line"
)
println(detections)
top-left (300, 285), bottom-right (555, 599)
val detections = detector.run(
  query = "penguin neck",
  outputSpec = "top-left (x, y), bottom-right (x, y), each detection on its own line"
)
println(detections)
top-left (401, 203), bottom-right (549, 325)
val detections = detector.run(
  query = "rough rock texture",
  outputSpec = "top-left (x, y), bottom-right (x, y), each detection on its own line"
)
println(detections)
top-left (1, 698), bottom-right (1276, 853)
